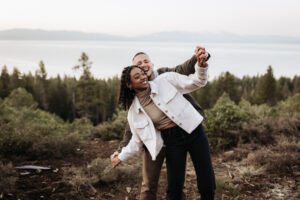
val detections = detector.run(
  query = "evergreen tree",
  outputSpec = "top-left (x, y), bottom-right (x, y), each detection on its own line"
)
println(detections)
top-left (73, 52), bottom-right (96, 120)
top-left (35, 61), bottom-right (49, 110)
top-left (9, 67), bottom-right (24, 91)
top-left (191, 82), bottom-right (212, 109)
top-left (215, 71), bottom-right (241, 104)
top-left (257, 66), bottom-right (277, 105)
top-left (48, 75), bottom-right (70, 120)
top-left (241, 75), bottom-right (260, 104)
top-left (276, 77), bottom-right (292, 101)
top-left (0, 66), bottom-right (10, 98)
top-left (23, 72), bottom-right (35, 96)
top-left (292, 75), bottom-right (300, 94)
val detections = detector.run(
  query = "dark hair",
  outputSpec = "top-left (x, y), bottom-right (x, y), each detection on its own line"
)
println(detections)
top-left (132, 52), bottom-right (148, 62)
top-left (119, 65), bottom-right (144, 110)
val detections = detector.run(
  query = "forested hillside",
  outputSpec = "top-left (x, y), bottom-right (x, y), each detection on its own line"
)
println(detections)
top-left (0, 53), bottom-right (299, 199)
top-left (1, 53), bottom-right (299, 125)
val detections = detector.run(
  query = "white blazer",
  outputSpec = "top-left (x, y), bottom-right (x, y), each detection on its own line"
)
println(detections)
top-left (118, 65), bottom-right (208, 161)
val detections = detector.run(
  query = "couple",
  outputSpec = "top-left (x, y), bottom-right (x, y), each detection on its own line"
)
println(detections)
top-left (110, 46), bottom-right (216, 200)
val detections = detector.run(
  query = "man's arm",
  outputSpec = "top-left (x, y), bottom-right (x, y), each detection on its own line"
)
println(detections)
top-left (157, 55), bottom-right (197, 75)
top-left (157, 47), bottom-right (210, 76)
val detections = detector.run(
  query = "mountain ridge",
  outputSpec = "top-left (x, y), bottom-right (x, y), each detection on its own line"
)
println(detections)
top-left (0, 28), bottom-right (299, 43)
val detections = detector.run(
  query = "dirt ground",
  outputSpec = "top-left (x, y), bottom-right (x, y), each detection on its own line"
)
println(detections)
top-left (3, 138), bottom-right (300, 200)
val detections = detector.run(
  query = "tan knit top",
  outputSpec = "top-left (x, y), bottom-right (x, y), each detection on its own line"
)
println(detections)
top-left (136, 87), bottom-right (173, 129)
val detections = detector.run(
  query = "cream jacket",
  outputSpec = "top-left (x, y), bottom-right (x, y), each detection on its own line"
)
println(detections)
top-left (118, 65), bottom-right (208, 161)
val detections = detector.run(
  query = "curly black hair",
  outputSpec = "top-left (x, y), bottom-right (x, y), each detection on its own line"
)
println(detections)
top-left (119, 65), bottom-right (144, 110)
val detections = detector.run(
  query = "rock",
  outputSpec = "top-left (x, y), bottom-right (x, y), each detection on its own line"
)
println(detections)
top-left (224, 150), bottom-right (234, 156)
top-left (126, 187), bottom-right (131, 193)
top-left (20, 171), bottom-right (31, 176)
top-left (53, 168), bottom-right (59, 173)
top-left (15, 165), bottom-right (51, 170)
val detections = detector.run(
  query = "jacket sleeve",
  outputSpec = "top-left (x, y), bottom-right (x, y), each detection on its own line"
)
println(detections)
top-left (118, 111), bottom-right (143, 161)
top-left (116, 123), bottom-right (132, 153)
top-left (161, 65), bottom-right (208, 94)
top-left (157, 53), bottom-right (210, 76)
top-left (157, 55), bottom-right (197, 75)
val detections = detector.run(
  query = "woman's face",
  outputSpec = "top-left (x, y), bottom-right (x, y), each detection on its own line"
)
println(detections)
top-left (128, 67), bottom-right (149, 93)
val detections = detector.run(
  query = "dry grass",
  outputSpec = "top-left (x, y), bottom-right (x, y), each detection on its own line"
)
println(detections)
top-left (243, 136), bottom-right (300, 175)
top-left (215, 177), bottom-right (240, 199)
top-left (63, 156), bottom-right (142, 196)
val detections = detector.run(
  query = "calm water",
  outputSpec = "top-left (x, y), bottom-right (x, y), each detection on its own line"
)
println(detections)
top-left (0, 40), bottom-right (299, 80)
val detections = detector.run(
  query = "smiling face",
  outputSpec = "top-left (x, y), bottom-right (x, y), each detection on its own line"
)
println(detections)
top-left (127, 67), bottom-right (149, 93)
top-left (132, 53), bottom-right (155, 80)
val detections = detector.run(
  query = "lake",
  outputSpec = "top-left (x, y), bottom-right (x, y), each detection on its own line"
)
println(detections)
top-left (0, 40), bottom-right (299, 80)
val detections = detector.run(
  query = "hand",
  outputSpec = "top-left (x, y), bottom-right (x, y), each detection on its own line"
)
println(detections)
top-left (196, 49), bottom-right (208, 68)
top-left (194, 46), bottom-right (206, 57)
top-left (110, 151), bottom-right (119, 161)
top-left (111, 156), bottom-right (121, 168)
top-left (195, 46), bottom-right (210, 63)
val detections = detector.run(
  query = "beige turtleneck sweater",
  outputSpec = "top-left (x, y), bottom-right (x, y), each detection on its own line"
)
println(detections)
top-left (136, 87), bottom-right (173, 130)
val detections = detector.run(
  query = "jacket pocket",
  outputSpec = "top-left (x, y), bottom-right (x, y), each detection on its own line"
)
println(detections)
top-left (133, 120), bottom-right (152, 141)
top-left (133, 120), bottom-right (148, 129)
top-left (161, 86), bottom-right (177, 104)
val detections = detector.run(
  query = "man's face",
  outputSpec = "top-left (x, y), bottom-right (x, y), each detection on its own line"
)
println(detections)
top-left (132, 54), bottom-right (154, 80)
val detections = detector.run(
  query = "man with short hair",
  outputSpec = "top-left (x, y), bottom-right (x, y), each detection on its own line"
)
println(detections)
top-left (111, 47), bottom-right (214, 200)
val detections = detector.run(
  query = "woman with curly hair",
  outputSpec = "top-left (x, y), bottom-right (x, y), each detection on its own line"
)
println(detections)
top-left (112, 52), bottom-right (215, 200)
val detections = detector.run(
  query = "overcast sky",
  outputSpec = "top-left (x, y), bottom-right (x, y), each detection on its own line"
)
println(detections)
top-left (1, 0), bottom-right (299, 36)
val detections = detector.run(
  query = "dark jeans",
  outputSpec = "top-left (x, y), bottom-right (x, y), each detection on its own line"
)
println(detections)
top-left (161, 124), bottom-right (216, 200)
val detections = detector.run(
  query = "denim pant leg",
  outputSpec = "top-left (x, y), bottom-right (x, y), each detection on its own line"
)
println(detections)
top-left (162, 128), bottom-right (188, 200)
top-left (188, 125), bottom-right (216, 199)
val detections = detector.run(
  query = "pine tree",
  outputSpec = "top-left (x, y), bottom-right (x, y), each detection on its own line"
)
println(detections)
top-left (48, 75), bottom-right (70, 120)
top-left (292, 75), bottom-right (300, 94)
top-left (257, 66), bottom-right (277, 105)
top-left (191, 82), bottom-right (212, 109)
top-left (35, 61), bottom-right (49, 110)
top-left (215, 72), bottom-right (241, 104)
top-left (0, 66), bottom-right (10, 98)
top-left (9, 67), bottom-right (24, 91)
top-left (23, 72), bottom-right (35, 96)
top-left (73, 52), bottom-right (96, 120)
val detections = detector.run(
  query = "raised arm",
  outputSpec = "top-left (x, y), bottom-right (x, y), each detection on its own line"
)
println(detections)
top-left (158, 53), bottom-right (209, 94)
top-left (157, 46), bottom-right (210, 76)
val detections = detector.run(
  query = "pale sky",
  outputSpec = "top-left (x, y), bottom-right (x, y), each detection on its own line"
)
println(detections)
top-left (1, 0), bottom-right (300, 36)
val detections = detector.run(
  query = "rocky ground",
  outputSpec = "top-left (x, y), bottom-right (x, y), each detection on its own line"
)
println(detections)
top-left (2, 138), bottom-right (300, 200)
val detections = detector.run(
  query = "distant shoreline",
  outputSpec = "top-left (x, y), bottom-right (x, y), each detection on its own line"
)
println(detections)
top-left (0, 29), bottom-right (300, 44)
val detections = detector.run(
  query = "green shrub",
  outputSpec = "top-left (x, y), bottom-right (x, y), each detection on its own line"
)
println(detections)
top-left (278, 93), bottom-right (300, 113)
top-left (3, 87), bottom-right (37, 109)
top-left (95, 109), bottom-right (127, 141)
top-left (239, 102), bottom-right (300, 145)
top-left (0, 88), bottom-right (91, 161)
top-left (204, 93), bottom-right (252, 152)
